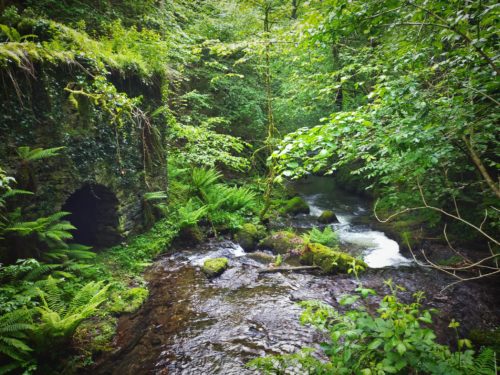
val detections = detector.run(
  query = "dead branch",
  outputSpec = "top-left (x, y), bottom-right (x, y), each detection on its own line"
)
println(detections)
top-left (258, 266), bottom-right (319, 274)
top-left (375, 179), bottom-right (499, 290)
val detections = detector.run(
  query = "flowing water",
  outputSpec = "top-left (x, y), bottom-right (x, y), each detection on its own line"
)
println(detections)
top-left (92, 177), bottom-right (499, 375)
top-left (291, 178), bottom-right (411, 268)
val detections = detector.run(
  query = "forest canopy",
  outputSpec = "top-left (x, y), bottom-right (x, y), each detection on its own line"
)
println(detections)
top-left (0, 0), bottom-right (498, 374)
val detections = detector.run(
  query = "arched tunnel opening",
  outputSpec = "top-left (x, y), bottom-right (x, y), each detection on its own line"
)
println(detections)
top-left (62, 184), bottom-right (122, 248)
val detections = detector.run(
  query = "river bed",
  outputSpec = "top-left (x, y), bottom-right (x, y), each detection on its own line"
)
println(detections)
top-left (91, 177), bottom-right (499, 374)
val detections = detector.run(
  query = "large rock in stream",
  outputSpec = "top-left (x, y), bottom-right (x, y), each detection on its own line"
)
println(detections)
top-left (202, 257), bottom-right (229, 278)
top-left (279, 196), bottom-right (310, 216)
top-left (259, 231), bottom-right (306, 255)
top-left (234, 223), bottom-right (266, 251)
top-left (259, 231), bottom-right (366, 273)
top-left (318, 210), bottom-right (339, 224)
top-left (300, 242), bottom-right (367, 273)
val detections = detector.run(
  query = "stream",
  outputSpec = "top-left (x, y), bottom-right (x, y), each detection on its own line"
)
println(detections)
top-left (92, 177), bottom-right (499, 375)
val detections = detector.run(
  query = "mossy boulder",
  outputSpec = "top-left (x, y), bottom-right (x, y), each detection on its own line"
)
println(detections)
top-left (280, 196), bottom-right (310, 216)
top-left (177, 225), bottom-right (205, 245)
top-left (109, 287), bottom-right (149, 314)
top-left (318, 210), bottom-right (339, 224)
top-left (234, 223), bottom-right (266, 251)
top-left (300, 242), bottom-right (367, 273)
top-left (246, 251), bottom-right (276, 264)
top-left (259, 231), bottom-right (305, 255)
top-left (202, 257), bottom-right (229, 278)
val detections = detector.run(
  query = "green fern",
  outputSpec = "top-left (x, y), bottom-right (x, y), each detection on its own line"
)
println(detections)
top-left (16, 146), bottom-right (64, 162)
top-left (34, 277), bottom-right (110, 348)
top-left (5, 211), bottom-right (75, 247)
top-left (0, 308), bottom-right (34, 367)
top-left (177, 199), bottom-right (208, 229)
top-left (204, 186), bottom-right (230, 211)
top-left (220, 186), bottom-right (256, 211)
top-left (303, 226), bottom-right (339, 248)
top-left (203, 184), bottom-right (256, 212)
top-left (466, 347), bottom-right (497, 375)
top-left (191, 168), bottom-right (222, 193)
top-left (143, 191), bottom-right (167, 201)
top-left (0, 24), bottom-right (36, 42)
top-left (23, 263), bottom-right (62, 282)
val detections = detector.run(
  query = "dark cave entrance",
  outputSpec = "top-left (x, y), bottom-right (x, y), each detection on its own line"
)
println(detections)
top-left (62, 184), bottom-right (121, 248)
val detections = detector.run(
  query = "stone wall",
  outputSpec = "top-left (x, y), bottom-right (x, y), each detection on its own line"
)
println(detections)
top-left (0, 63), bottom-right (166, 242)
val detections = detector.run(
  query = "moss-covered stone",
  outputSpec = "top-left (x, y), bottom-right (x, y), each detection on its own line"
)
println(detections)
top-left (74, 316), bottom-right (117, 353)
top-left (279, 196), bottom-right (310, 216)
top-left (202, 257), bottom-right (229, 277)
top-left (318, 210), bottom-right (339, 224)
top-left (259, 231), bottom-right (305, 255)
top-left (234, 223), bottom-right (266, 251)
top-left (300, 242), bottom-right (367, 273)
top-left (246, 251), bottom-right (276, 264)
top-left (177, 225), bottom-right (205, 245)
top-left (108, 287), bottom-right (149, 314)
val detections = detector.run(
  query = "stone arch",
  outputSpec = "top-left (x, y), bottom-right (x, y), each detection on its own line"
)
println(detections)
top-left (61, 183), bottom-right (122, 248)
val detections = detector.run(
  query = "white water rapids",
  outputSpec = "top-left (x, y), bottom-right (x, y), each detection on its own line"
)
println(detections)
top-left (304, 192), bottom-right (412, 268)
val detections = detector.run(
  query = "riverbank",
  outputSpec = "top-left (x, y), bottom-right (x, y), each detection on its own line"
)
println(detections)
top-left (86, 177), bottom-right (500, 374)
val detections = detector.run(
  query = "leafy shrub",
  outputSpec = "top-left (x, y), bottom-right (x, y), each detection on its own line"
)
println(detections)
top-left (171, 119), bottom-right (251, 172)
top-left (248, 279), bottom-right (496, 374)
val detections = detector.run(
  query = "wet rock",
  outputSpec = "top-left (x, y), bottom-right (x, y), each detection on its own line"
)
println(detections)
top-left (202, 257), bottom-right (229, 278)
top-left (259, 231), bottom-right (306, 255)
top-left (234, 223), bottom-right (266, 251)
top-left (176, 225), bottom-right (205, 245)
top-left (300, 242), bottom-right (367, 273)
top-left (280, 197), bottom-right (310, 216)
top-left (246, 251), bottom-right (275, 264)
top-left (317, 210), bottom-right (339, 224)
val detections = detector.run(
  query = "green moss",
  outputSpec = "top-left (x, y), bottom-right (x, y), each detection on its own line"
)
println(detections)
top-left (97, 218), bottom-right (179, 275)
top-left (234, 223), bottom-right (266, 251)
top-left (259, 231), bottom-right (305, 255)
top-left (300, 242), bottom-right (367, 273)
top-left (279, 196), bottom-right (310, 216)
top-left (318, 210), bottom-right (338, 224)
top-left (177, 225), bottom-right (205, 245)
top-left (74, 316), bottom-right (117, 354)
top-left (202, 257), bottom-right (229, 278)
top-left (109, 287), bottom-right (149, 314)
top-left (246, 251), bottom-right (275, 264)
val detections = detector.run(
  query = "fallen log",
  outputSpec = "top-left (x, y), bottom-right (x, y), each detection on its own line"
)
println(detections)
top-left (258, 266), bottom-right (320, 274)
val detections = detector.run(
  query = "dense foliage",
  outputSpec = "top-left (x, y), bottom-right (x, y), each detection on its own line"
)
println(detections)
top-left (270, 0), bottom-right (499, 241)
top-left (249, 279), bottom-right (497, 374)
top-left (0, 0), bottom-right (498, 373)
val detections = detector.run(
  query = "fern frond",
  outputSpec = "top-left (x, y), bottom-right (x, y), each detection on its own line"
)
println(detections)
top-left (143, 191), bottom-right (167, 201)
top-left (0, 309), bottom-right (33, 364)
top-left (191, 168), bottom-right (222, 192)
top-left (23, 263), bottom-right (61, 281)
top-left (37, 276), bottom-right (66, 315)
top-left (16, 146), bottom-right (64, 162)
top-left (468, 347), bottom-right (496, 375)
top-left (1, 189), bottom-right (33, 199)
